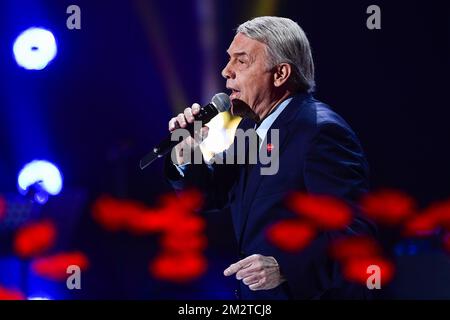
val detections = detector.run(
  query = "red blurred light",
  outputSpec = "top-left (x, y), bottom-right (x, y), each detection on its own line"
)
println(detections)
top-left (161, 233), bottom-right (207, 252)
top-left (92, 190), bottom-right (205, 235)
top-left (165, 215), bottom-right (206, 235)
top-left (0, 195), bottom-right (6, 221)
top-left (421, 200), bottom-right (450, 231)
top-left (92, 195), bottom-right (149, 232)
top-left (329, 235), bottom-right (395, 286)
top-left (267, 220), bottom-right (316, 252)
top-left (14, 220), bottom-right (56, 258)
top-left (360, 189), bottom-right (416, 226)
top-left (31, 251), bottom-right (89, 281)
top-left (160, 189), bottom-right (204, 213)
top-left (403, 215), bottom-right (439, 237)
top-left (126, 211), bottom-right (170, 235)
top-left (92, 191), bottom-right (208, 284)
top-left (286, 192), bottom-right (352, 230)
top-left (329, 236), bottom-right (382, 263)
top-left (150, 252), bottom-right (207, 283)
top-left (0, 286), bottom-right (25, 300)
top-left (342, 257), bottom-right (395, 286)
top-left (443, 233), bottom-right (450, 253)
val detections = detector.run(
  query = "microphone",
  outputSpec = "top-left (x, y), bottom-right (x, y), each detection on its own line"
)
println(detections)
top-left (139, 92), bottom-right (231, 170)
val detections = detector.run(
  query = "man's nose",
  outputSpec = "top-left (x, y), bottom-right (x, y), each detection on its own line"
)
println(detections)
top-left (221, 62), bottom-right (235, 79)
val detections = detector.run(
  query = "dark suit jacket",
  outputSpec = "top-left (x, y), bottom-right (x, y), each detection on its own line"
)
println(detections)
top-left (165, 92), bottom-right (376, 299)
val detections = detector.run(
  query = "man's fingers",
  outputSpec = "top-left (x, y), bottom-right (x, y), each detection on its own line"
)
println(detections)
top-left (223, 254), bottom-right (259, 276)
top-left (236, 265), bottom-right (262, 280)
top-left (224, 255), bottom-right (282, 291)
top-left (242, 274), bottom-right (261, 286)
top-left (184, 107), bottom-right (194, 123)
top-left (249, 280), bottom-right (264, 291)
top-left (176, 113), bottom-right (187, 128)
top-left (224, 261), bottom-right (252, 276)
top-left (168, 117), bottom-right (180, 131)
top-left (184, 103), bottom-right (201, 123)
top-left (224, 262), bottom-right (247, 276)
top-left (169, 102), bottom-right (200, 131)
top-left (191, 103), bottom-right (201, 115)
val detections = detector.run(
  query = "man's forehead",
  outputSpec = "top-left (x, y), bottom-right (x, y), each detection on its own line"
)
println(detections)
top-left (226, 33), bottom-right (264, 56)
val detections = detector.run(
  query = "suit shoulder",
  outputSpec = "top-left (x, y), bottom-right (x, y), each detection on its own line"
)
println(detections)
top-left (314, 101), bottom-right (354, 134)
top-left (310, 101), bottom-right (366, 159)
top-left (291, 96), bottom-right (355, 136)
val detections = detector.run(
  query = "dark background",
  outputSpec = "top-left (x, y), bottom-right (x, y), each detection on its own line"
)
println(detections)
top-left (0, 0), bottom-right (449, 299)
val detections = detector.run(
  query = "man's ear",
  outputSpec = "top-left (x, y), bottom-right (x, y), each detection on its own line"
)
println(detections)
top-left (273, 63), bottom-right (292, 88)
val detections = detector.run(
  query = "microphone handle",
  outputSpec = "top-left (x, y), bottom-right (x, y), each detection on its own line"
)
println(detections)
top-left (152, 123), bottom-right (194, 155)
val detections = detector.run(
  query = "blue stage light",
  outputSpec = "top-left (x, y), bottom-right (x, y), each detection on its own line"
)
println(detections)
top-left (28, 296), bottom-right (52, 300)
top-left (13, 27), bottom-right (57, 70)
top-left (17, 160), bottom-right (63, 203)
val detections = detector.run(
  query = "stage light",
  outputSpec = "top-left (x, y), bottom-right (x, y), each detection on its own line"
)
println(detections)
top-left (28, 296), bottom-right (51, 300)
top-left (13, 27), bottom-right (57, 70)
top-left (199, 113), bottom-right (239, 162)
top-left (17, 160), bottom-right (63, 203)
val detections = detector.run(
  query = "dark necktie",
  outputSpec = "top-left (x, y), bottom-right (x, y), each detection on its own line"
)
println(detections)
top-left (242, 122), bottom-right (261, 193)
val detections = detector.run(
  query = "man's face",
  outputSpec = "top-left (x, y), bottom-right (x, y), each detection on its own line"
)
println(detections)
top-left (222, 33), bottom-right (274, 119)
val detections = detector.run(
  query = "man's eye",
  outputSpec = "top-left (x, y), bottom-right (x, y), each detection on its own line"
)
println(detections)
top-left (238, 59), bottom-right (245, 64)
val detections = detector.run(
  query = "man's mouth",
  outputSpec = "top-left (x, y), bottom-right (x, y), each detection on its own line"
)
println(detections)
top-left (227, 87), bottom-right (240, 99)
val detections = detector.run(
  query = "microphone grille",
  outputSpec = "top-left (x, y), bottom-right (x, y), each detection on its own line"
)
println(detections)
top-left (211, 93), bottom-right (231, 113)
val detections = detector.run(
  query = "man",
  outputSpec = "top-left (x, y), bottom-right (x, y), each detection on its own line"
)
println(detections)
top-left (164, 16), bottom-right (375, 299)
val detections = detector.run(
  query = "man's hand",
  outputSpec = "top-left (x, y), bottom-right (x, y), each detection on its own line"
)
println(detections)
top-left (224, 254), bottom-right (286, 291)
top-left (168, 103), bottom-right (209, 165)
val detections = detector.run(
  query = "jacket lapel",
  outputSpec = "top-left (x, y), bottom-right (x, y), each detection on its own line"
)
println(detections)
top-left (237, 93), bottom-right (311, 246)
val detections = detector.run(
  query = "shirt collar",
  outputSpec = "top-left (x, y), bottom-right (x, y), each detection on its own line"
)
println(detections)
top-left (255, 97), bottom-right (293, 143)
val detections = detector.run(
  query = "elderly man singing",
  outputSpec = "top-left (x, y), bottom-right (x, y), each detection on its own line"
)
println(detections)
top-left (164, 16), bottom-right (375, 300)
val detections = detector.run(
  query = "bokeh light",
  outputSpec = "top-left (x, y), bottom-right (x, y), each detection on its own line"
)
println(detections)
top-left (13, 27), bottom-right (57, 70)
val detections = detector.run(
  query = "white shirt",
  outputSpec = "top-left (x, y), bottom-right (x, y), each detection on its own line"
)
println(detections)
top-left (255, 97), bottom-right (293, 146)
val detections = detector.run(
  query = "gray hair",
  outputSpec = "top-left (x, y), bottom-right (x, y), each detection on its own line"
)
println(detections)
top-left (236, 16), bottom-right (315, 93)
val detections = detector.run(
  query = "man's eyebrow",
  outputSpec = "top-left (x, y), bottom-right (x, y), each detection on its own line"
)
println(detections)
top-left (226, 51), bottom-right (249, 57)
